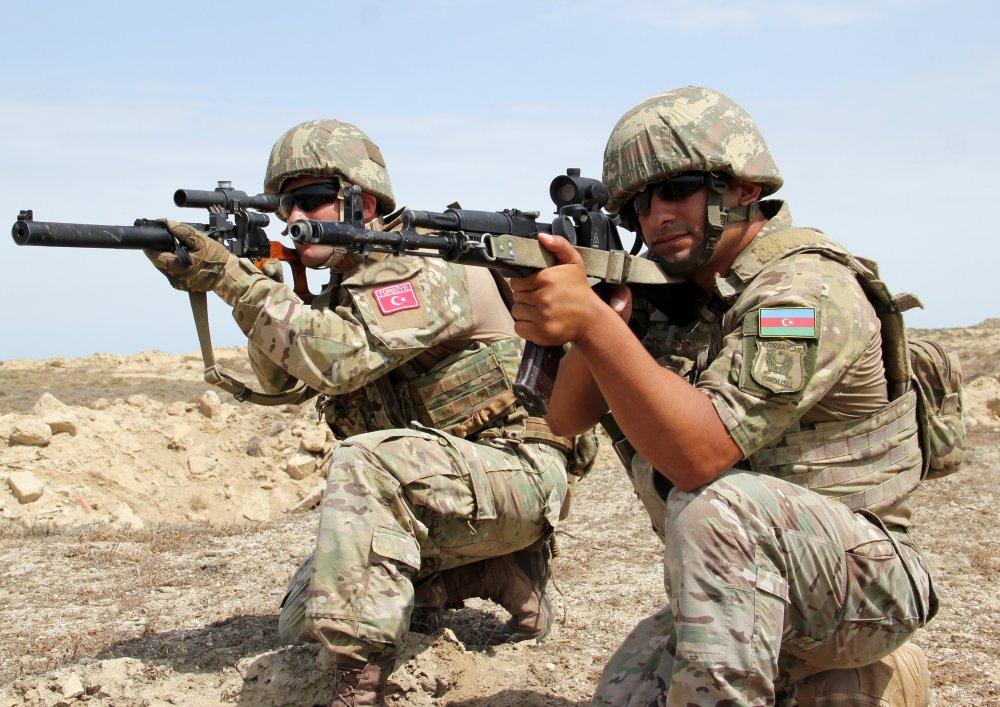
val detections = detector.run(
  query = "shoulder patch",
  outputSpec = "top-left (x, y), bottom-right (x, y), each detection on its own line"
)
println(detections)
top-left (751, 339), bottom-right (807, 393)
top-left (758, 307), bottom-right (816, 338)
top-left (372, 280), bottom-right (420, 315)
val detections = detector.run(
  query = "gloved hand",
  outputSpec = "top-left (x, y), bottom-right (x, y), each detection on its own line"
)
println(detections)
top-left (260, 259), bottom-right (285, 284)
top-left (145, 220), bottom-right (235, 292)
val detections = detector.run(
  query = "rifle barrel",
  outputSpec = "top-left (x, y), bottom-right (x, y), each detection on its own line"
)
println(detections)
top-left (12, 217), bottom-right (175, 251)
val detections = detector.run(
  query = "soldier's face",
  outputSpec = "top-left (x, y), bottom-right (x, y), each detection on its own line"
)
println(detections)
top-left (283, 176), bottom-right (344, 268)
top-left (637, 185), bottom-right (709, 268)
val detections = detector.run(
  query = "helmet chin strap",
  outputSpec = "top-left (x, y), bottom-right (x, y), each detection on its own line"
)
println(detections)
top-left (646, 173), bottom-right (759, 276)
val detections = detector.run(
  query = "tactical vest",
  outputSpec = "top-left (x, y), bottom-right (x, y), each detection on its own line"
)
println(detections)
top-left (622, 225), bottom-right (926, 539)
top-left (310, 275), bottom-right (573, 453)
top-left (733, 226), bottom-right (924, 517)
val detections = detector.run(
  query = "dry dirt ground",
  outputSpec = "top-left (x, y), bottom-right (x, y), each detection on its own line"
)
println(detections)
top-left (2, 322), bottom-right (999, 706)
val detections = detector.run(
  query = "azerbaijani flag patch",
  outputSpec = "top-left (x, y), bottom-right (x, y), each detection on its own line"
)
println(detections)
top-left (758, 307), bottom-right (817, 338)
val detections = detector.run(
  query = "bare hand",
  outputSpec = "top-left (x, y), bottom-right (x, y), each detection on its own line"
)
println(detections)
top-left (508, 233), bottom-right (607, 346)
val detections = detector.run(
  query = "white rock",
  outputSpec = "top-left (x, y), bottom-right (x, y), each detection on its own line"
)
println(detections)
top-left (291, 482), bottom-right (326, 512)
top-left (8, 471), bottom-right (45, 504)
top-left (198, 390), bottom-right (223, 418)
top-left (31, 392), bottom-right (67, 415)
top-left (56, 672), bottom-right (85, 698)
top-left (9, 419), bottom-right (52, 447)
top-left (188, 455), bottom-right (218, 476)
top-left (301, 428), bottom-right (328, 453)
top-left (168, 423), bottom-right (194, 451)
top-left (285, 453), bottom-right (318, 480)
top-left (32, 394), bottom-right (79, 436)
top-left (126, 394), bottom-right (153, 408)
top-left (112, 502), bottom-right (144, 529)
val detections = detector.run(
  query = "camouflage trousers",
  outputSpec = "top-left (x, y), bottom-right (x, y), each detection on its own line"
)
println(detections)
top-left (281, 425), bottom-right (567, 663)
top-left (593, 469), bottom-right (937, 706)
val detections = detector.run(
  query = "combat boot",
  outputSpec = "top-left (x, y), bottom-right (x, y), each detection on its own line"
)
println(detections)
top-left (793, 642), bottom-right (931, 707)
top-left (441, 538), bottom-right (554, 643)
top-left (329, 656), bottom-right (395, 707)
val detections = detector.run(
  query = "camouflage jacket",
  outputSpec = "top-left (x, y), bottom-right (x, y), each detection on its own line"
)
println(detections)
top-left (633, 201), bottom-right (920, 527)
top-left (220, 243), bottom-right (541, 442)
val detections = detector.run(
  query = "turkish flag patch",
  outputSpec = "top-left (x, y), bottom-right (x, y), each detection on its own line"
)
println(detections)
top-left (372, 280), bottom-right (420, 315)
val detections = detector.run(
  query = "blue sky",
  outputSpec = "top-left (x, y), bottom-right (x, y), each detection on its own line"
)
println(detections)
top-left (2, 0), bottom-right (995, 359)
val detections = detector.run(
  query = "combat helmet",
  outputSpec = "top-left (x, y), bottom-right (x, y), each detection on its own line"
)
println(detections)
top-left (264, 119), bottom-right (396, 214)
top-left (602, 86), bottom-right (782, 274)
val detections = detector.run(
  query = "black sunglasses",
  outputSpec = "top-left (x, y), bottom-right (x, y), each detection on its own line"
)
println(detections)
top-left (276, 181), bottom-right (341, 221)
top-left (632, 172), bottom-right (709, 215)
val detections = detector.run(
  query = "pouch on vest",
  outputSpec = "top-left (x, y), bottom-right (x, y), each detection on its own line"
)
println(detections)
top-left (908, 338), bottom-right (966, 479)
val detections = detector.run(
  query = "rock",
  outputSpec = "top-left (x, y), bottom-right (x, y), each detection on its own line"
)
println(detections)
top-left (8, 471), bottom-right (45, 504)
top-left (111, 502), bottom-right (144, 529)
top-left (168, 424), bottom-right (194, 451)
top-left (32, 394), bottom-right (79, 436)
top-left (126, 394), bottom-right (150, 407)
top-left (9, 419), bottom-right (52, 447)
top-left (285, 453), bottom-right (318, 480)
top-left (188, 455), bottom-right (217, 476)
top-left (31, 392), bottom-right (66, 414)
top-left (300, 428), bottom-right (328, 453)
top-left (55, 672), bottom-right (85, 699)
top-left (198, 391), bottom-right (222, 419)
top-left (291, 482), bottom-right (326, 513)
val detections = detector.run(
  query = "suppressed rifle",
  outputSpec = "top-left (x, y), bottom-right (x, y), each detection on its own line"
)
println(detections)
top-left (12, 181), bottom-right (314, 303)
top-left (11, 181), bottom-right (318, 405)
top-left (289, 169), bottom-right (680, 415)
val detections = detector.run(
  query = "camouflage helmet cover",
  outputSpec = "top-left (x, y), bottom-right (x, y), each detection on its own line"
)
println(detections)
top-left (263, 119), bottom-right (396, 213)
top-left (602, 86), bottom-right (783, 215)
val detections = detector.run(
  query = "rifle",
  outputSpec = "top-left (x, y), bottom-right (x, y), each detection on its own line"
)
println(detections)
top-left (289, 169), bottom-right (680, 415)
top-left (11, 181), bottom-right (319, 405)
top-left (12, 181), bottom-right (314, 303)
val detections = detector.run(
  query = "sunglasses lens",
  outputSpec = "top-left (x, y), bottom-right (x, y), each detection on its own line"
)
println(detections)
top-left (277, 182), bottom-right (340, 220)
top-left (631, 173), bottom-right (708, 218)
top-left (653, 173), bottom-right (707, 201)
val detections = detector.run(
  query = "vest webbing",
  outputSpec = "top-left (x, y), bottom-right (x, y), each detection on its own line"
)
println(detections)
top-left (740, 227), bottom-right (923, 513)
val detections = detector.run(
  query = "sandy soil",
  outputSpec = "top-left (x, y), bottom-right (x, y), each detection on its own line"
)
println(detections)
top-left (1, 322), bottom-right (999, 706)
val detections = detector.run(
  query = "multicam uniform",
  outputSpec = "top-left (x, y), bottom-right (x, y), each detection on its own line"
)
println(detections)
top-left (219, 245), bottom-right (574, 663)
top-left (594, 202), bottom-right (938, 706)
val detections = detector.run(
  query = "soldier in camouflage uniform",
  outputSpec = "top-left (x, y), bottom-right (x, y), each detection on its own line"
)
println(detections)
top-left (146, 119), bottom-right (593, 706)
top-left (507, 87), bottom-right (937, 706)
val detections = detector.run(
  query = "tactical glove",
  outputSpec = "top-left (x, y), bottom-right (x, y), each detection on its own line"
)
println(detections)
top-left (145, 220), bottom-right (236, 293)
top-left (260, 259), bottom-right (285, 284)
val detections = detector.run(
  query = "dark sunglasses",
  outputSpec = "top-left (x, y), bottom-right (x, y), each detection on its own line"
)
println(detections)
top-left (276, 181), bottom-right (341, 221)
top-left (632, 172), bottom-right (709, 215)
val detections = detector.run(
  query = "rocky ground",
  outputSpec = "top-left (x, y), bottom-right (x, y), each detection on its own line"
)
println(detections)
top-left (1, 321), bottom-right (999, 706)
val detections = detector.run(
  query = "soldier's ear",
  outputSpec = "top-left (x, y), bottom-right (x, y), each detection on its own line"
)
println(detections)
top-left (734, 179), bottom-right (762, 206)
top-left (362, 192), bottom-right (379, 222)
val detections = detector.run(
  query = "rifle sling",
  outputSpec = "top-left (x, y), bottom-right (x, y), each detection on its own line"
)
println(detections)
top-left (187, 292), bottom-right (318, 406)
top-left (493, 235), bottom-right (681, 286)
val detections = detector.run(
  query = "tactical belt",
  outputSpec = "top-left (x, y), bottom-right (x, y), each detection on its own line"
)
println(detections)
top-left (477, 415), bottom-right (574, 455)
